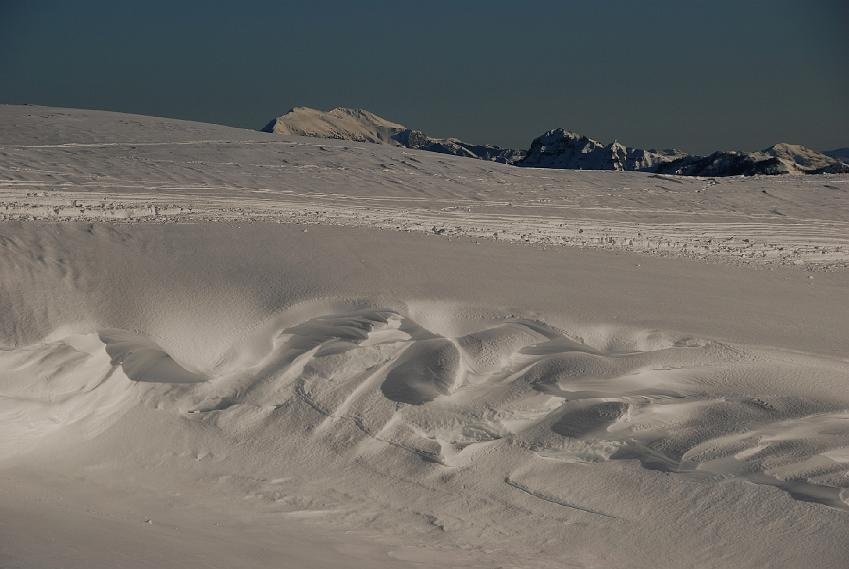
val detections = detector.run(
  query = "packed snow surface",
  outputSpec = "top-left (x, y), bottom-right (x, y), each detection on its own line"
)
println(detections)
top-left (1, 106), bottom-right (848, 569)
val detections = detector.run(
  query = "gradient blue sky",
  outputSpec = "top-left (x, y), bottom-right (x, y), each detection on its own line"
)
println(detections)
top-left (1, 0), bottom-right (846, 153)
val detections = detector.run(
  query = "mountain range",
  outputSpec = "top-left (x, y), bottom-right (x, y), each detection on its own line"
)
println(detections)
top-left (262, 107), bottom-right (849, 177)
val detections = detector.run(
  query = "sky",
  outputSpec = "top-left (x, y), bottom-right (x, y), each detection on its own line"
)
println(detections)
top-left (1, 0), bottom-right (847, 154)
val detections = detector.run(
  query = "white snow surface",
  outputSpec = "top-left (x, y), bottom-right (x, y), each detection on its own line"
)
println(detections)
top-left (1, 105), bottom-right (849, 569)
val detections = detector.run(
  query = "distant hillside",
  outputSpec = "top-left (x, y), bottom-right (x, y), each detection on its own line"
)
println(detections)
top-left (824, 148), bottom-right (849, 164)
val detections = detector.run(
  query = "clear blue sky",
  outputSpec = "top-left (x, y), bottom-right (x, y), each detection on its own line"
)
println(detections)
top-left (1, 0), bottom-right (846, 153)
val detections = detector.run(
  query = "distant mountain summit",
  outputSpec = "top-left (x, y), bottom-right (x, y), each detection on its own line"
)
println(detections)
top-left (516, 128), bottom-right (685, 171)
top-left (262, 106), bottom-right (523, 163)
top-left (262, 107), bottom-right (848, 176)
top-left (261, 106), bottom-right (404, 143)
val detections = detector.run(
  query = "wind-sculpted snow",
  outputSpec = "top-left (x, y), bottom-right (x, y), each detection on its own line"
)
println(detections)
top-left (4, 306), bottom-right (848, 510)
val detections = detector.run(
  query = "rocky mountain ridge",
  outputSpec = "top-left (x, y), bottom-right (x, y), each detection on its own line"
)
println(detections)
top-left (516, 128), bottom-right (686, 171)
top-left (262, 107), bottom-right (848, 176)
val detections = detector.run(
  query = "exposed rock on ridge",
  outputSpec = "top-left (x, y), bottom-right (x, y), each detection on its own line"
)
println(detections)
top-left (515, 128), bottom-right (685, 171)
